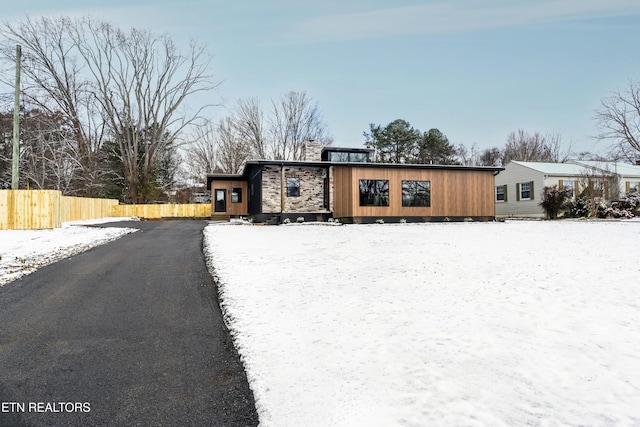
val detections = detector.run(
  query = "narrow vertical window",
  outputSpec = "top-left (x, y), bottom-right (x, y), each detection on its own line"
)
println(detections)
top-left (231, 188), bottom-right (242, 203)
top-left (286, 178), bottom-right (300, 197)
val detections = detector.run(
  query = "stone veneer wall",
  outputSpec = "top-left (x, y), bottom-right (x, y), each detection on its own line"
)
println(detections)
top-left (261, 165), bottom-right (330, 213)
top-left (302, 141), bottom-right (323, 161)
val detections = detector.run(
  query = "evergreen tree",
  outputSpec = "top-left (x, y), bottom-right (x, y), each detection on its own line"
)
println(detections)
top-left (415, 128), bottom-right (459, 165)
top-left (364, 119), bottom-right (421, 163)
top-left (364, 120), bottom-right (458, 164)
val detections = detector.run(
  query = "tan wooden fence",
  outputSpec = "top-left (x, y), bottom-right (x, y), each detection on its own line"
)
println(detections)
top-left (0, 190), bottom-right (212, 230)
top-left (111, 203), bottom-right (212, 219)
top-left (0, 190), bottom-right (62, 230)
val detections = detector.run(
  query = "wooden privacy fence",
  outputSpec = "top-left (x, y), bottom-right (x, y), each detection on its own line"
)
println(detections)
top-left (111, 203), bottom-right (212, 219)
top-left (0, 190), bottom-right (212, 230)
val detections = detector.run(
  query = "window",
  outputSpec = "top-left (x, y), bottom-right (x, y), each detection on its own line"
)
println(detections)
top-left (496, 185), bottom-right (505, 202)
top-left (402, 180), bottom-right (430, 207)
top-left (627, 181), bottom-right (639, 194)
top-left (359, 180), bottom-right (389, 206)
top-left (231, 188), bottom-right (242, 203)
top-left (286, 178), bottom-right (300, 197)
top-left (518, 181), bottom-right (533, 200)
top-left (329, 152), bottom-right (349, 162)
top-left (327, 151), bottom-right (370, 162)
top-left (562, 180), bottom-right (574, 195)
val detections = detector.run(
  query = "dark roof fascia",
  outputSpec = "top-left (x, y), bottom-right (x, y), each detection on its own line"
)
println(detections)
top-left (208, 160), bottom-right (504, 178)
top-left (329, 161), bottom-right (504, 173)
top-left (245, 160), bottom-right (330, 168)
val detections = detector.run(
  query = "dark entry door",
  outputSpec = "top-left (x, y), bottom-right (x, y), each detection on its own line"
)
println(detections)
top-left (214, 189), bottom-right (226, 212)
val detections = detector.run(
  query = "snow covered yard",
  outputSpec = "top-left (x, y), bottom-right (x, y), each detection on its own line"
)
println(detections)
top-left (204, 220), bottom-right (640, 427)
top-left (0, 218), bottom-right (137, 286)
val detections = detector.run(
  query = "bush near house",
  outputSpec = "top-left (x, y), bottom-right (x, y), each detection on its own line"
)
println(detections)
top-left (564, 198), bottom-right (589, 218)
top-left (601, 192), bottom-right (640, 219)
top-left (539, 185), bottom-right (572, 219)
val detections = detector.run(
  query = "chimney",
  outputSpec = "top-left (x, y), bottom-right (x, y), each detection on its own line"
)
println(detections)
top-left (302, 140), bottom-right (323, 162)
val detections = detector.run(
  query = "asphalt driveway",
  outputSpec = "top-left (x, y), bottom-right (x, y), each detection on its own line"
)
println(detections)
top-left (0, 220), bottom-right (258, 427)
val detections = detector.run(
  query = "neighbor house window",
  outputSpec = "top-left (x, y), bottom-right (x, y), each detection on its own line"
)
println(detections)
top-left (402, 180), bottom-right (430, 207)
top-left (496, 185), bottom-right (506, 202)
top-left (231, 188), bottom-right (242, 203)
top-left (359, 179), bottom-right (389, 206)
top-left (518, 181), bottom-right (533, 200)
top-left (286, 178), bottom-right (300, 197)
top-left (627, 181), bottom-right (639, 194)
top-left (559, 180), bottom-right (575, 198)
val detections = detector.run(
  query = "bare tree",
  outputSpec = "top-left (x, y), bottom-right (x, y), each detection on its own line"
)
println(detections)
top-left (502, 129), bottom-right (572, 164)
top-left (232, 97), bottom-right (268, 160)
top-left (269, 91), bottom-right (332, 160)
top-left (457, 143), bottom-right (502, 166)
top-left (595, 79), bottom-right (640, 162)
top-left (183, 122), bottom-right (220, 182)
top-left (0, 16), bottom-right (106, 195)
top-left (576, 164), bottom-right (615, 217)
top-left (0, 15), bottom-right (219, 202)
top-left (21, 109), bottom-right (80, 193)
top-left (72, 18), bottom-right (218, 202)
top-left (215, 117), bottom-right (251, 174)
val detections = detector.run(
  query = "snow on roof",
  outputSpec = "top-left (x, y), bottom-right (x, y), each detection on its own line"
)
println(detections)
top-left (510, 161), bottom-right (588, 176)
top-left (570, 161), bottom-right (640, 177)
top-left (511, 160), bottom-right (640, 177)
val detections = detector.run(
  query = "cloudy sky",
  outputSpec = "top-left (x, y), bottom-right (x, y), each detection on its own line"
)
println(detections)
top-left (3, 0), bottom-right (640, 155)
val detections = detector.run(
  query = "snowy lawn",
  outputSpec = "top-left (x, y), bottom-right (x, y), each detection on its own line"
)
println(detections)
top-left (0, 218), bottom-right (137, 286)
top-left (204, 220), bottom-right (640, 427)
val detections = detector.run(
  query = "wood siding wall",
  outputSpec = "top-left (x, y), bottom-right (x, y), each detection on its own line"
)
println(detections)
top-left (209, 180), bottom-right (248, 216)
top-left (333, 166), bottom-right (496, 218)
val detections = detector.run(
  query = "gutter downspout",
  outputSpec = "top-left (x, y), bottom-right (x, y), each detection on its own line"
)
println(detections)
top-left (280, 166), bottom-right (285, 213)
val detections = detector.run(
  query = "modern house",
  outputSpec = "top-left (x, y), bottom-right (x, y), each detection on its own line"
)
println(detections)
top-left (207, 143), bottom-right (504, 223)
top-left (495, 160), bottom-right (640, 218)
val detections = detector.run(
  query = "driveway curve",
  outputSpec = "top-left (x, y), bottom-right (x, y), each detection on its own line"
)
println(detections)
top-left (0, 220), bottom-right (258, 427)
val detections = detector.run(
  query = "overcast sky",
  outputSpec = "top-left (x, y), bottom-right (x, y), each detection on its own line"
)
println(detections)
top-left (3, 0), bottom-right (640, 156)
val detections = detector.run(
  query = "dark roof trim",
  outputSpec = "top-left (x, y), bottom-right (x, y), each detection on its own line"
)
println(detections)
top-left (207, 161), bottom-right (504, 183)
top-left (329, 162), bottom-right (503, 172)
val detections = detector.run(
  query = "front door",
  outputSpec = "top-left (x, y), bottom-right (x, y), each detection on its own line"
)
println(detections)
top-left (214, 189), bottom-right (226, 212)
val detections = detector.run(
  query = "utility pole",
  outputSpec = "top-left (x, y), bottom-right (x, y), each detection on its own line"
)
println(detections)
top-left (11, 45), bottom-right (21, 190)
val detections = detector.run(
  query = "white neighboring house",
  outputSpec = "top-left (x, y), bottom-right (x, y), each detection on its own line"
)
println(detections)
top-left (495, 160), bottom-right (640, 218)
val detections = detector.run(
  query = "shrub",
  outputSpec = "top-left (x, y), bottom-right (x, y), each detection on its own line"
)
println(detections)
top-left (539, 185), bottom-right (572, 219)
top-left (603, 192), bottom-right (640, 219)
top-left (375, 218), bottom-right (385, 224)
top-left (399, 218), bottom-right (407, 224)
top-left (282, 217), bottom-right (291, 224)
top-left (564, 198), bottom-right (589, 218)
top-left (296, 216), bottom-right (305, 223)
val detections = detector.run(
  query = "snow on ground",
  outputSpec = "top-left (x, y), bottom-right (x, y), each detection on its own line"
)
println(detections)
top-left (0, 218), bottom-right (137, 286)
top-left (204, 220), bottom-right (640, 427)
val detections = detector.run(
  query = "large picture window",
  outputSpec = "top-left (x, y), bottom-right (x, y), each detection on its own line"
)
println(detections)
top-left (402, 180), bottom-right (431, 207)
top-left (359, 180), bottom-right (389, 206)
